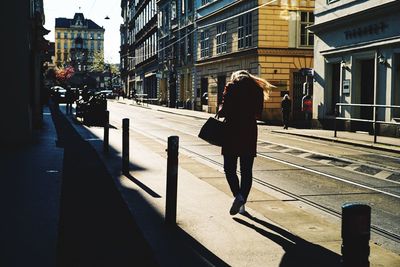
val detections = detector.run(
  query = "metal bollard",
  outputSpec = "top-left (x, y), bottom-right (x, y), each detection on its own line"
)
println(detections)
top-left (165, 136), bottom-right (179, 226)
top-left (341, 202), bottom-right (371, 267)
top-left (103, 111), bottom-right (109, 153)
top-left (122, 118), bottom-right (130, 174)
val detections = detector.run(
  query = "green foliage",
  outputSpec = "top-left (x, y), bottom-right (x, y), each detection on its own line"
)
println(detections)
top-left (88, 51), bottom-right (105, 72)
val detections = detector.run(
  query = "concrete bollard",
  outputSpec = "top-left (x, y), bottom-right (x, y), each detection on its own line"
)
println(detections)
top-left (103, 111), bottom-right (109, 153)
top-left (165, 136), bottom-right (179, 226)
top-left (122, 118), bottom-right (130, 174)
top-left (341, 202), bottom-right (371, 267)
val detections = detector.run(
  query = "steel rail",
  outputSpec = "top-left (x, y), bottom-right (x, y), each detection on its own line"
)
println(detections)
top-left (108, 103), bottom-right (400, 243)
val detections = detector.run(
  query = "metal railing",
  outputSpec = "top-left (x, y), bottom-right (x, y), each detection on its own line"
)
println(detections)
top-left (334, 103), bottom-right (400, 143)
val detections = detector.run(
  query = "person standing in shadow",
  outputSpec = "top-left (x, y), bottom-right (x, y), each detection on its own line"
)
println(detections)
top-left (218, 70), bottom-right (274, 215)
top-left (65, 87), bottom-right (74, 115)
top-left (281, 94), bottom-right (291, 129)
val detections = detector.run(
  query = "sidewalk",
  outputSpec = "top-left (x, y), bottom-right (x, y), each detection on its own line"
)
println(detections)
top-left (116, 98), bottom-right (400, 153)
top-left (51, 103), bottom-right (157, 267)
top-left (1, 106), bottom-right (63, 267)
top-left (71, 99), bottom-right (400, 266)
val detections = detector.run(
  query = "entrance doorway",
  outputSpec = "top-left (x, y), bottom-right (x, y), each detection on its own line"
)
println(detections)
top-left (359, 58), bottom-right (375, 131)
top-left (331, 63), bottom-right (341, 114)
top-left (217, 75), bottom-right (226, 107)
top-left (292, 71), bottom-right (306, 120)
top-left (201, 77), bottom-right (208, 105)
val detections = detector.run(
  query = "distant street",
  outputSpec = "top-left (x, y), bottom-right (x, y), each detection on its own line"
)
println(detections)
top-left (101, 101), bottom-right (400, 254)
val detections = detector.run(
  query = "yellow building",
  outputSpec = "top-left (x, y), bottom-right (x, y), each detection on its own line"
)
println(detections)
top-left (195, 0), bottom-right (314, 123)
top-left (54, 13), bottom-right (105, 71)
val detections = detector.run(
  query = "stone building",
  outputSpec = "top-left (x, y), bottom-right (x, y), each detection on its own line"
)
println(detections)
top-left (129, 0), bottom-right (158, 99)
top-left (54, 13), bottom-right (105, 71)
top-left (120, 0), bottom-right (131, 97)
top-left (158, 0), bottom-right (195, 107)
top-left (194, 0), bottom-right (314, 123)
top-left (309, 0), bottom-right (400, 136)
top-left (2, 0), bottom-right (49, 145)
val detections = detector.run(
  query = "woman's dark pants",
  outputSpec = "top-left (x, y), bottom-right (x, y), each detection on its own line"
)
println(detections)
top-left (223, 155), bottom-right (254, 202)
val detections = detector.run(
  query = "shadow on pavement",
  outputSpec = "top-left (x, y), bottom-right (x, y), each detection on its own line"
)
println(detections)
top-left (51, 102), bottom-right (157, 267)
top-left (51, 102), bottom-right (229, 266)
top-left (234, 212), bottom-right (342, 267)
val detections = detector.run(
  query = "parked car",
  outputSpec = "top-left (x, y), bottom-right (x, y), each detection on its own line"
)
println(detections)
top-left (51, 86), bottom-right (67, 103)
top-left (98, 90), bottom-right (117, 99)
top-left (75, 91), bottom-right (107, 126)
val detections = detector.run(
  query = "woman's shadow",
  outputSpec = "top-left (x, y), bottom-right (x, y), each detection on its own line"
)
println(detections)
top-left (233, 211), bottom-right (342, 267)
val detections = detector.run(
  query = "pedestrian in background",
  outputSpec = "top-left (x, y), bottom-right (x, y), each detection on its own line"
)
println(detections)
top-left (281, 94), bottom-right (291, 129)
top-left (65, 87), bottom-right (74, 114)
top-left (218, 70), bottom-right (274, 215)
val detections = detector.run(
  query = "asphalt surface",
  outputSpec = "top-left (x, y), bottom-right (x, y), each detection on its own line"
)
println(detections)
top-left (50, 103), bottom-right (157, 267)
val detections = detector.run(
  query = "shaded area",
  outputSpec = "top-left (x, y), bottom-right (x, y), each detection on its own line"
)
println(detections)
top-left (51, 102), bottom-right (229, 266)
top-left (234, 212), bottom-right (342, 267)
top-left (50, 102), bottom-right (157, 267)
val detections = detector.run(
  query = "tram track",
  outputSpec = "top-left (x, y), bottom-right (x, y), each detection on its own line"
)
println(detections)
top-left (124, 120), bottom-right (400, 244)
top-left (108, 102), bottom-right (400, 244)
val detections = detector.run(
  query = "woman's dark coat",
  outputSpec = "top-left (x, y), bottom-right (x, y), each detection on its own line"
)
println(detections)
top-left (219, 77), bottom-right (264, 157)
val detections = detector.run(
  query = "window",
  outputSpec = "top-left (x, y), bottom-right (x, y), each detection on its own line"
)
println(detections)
top-left (64, 42), bottom-right (68, 49)
top-left (90, 32), bottom-right (94, 39)
top-left (57, 32), bottom-right (61, 39)
top-left (71, 32), bottom-right (75, 39)
top-left (188, 0), bottom-right (193, 12)
top-left (200, 30), bottom-right (210, 58)
top-left (171, 1), bottom-right (177, 20)
top-left (57, 42), bottom-right (60, 49)
top-left (238, 13), bottom-right (252, 49)
top-left (64, 32), bottom-right (68, 39)
top-left (98, 33), bottom-right (102, 39)
top-left (201, 0), bottom-right (211, 6)
top-left (299, 11), bottom-right (314, 46)
top-left (216, 23), bottom-right (227, 54)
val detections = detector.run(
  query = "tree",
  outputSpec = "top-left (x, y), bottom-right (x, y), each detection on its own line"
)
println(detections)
top-left (88, 51), bottom-right (105, 72)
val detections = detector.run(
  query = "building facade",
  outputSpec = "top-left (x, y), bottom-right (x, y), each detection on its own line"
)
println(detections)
top-left (120, 0), bottom-right (130, 96)
top-left (310, 0), bottom-right (400, 136)
top-left (157, 0), bottom-right (195, 107)
top-left (129, 0), bottom-right (158, 98)
top-left (2, 0), bottom-right (49, 145)
top-left (54, 13), bottom-right (105, 71)
top-left (194, 0), bottom-right (314, 122)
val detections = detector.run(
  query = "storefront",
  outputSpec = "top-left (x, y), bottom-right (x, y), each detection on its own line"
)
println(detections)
top-left (310, 1), bottom-right (400, 136)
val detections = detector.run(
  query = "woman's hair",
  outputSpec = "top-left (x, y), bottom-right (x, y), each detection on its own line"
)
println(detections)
top-left (283, 94), bottom-right (289, 100)
top-left (230, 70), bottom-right (275, 100)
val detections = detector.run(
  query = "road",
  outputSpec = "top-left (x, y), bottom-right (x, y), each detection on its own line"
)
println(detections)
top-left (104, 100), bottom-right (400, 254)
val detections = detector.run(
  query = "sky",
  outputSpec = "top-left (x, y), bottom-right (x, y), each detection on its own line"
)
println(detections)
top-left (43, 0), bottom-right (122, 64)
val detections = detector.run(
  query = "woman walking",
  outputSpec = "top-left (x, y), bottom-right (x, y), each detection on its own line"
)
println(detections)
top-left (218, 70), bottom-right (273, 215)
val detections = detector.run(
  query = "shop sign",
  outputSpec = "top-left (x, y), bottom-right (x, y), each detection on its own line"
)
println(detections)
top-left (342, 79), bottom-right (350, 94)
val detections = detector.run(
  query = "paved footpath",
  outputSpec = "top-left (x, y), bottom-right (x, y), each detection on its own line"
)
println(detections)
top-left (67, 100), bottom-right (400, 266)
top-left (52, 103), bottom-right (157, 267)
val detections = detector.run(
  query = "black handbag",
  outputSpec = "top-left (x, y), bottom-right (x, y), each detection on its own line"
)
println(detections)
top-left (198, 115), bottom-right (226, 146)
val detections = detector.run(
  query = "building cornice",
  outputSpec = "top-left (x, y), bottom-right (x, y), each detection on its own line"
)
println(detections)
top-left (310, 1), bottom-right (400, 33)
top-left (258, 48), bottom-right (313, 57)
top-left (196, 47), bottom-right (313, 66)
